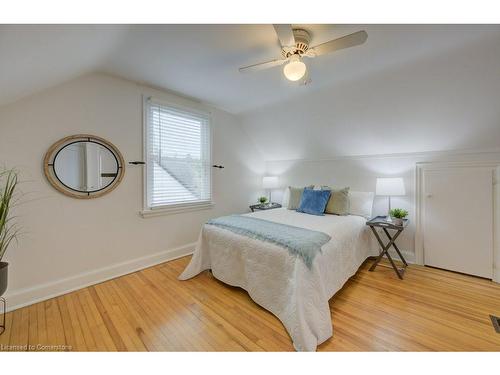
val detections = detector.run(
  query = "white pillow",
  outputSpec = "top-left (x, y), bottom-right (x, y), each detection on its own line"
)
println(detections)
top-left (281, 187), bottom-right (290, 207)
top-left (349, 191), bottom-right (375, 218)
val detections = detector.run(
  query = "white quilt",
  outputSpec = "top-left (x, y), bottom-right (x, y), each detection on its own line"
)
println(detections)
top-left (179, 208), bottom-right (378, 351)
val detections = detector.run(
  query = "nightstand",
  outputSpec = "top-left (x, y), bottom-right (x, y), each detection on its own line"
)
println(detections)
top-left (366, 216), bottom-right (409, 279)
top-left (249, 202), bottom-right (282, 212)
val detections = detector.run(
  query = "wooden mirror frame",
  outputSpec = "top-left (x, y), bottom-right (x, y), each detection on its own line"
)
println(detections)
top-left (43, 134), bottom-right (125, 199)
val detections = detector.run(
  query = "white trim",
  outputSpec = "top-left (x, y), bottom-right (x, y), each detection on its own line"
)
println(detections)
top-left (389, 250), bottom-right (415, 264)
top-left (494, 166), bottom-right (500, 283)
top-left (265, 147), bottom-right (500, 164)
top-left (142, 95), bottom-right (148, 215)
top-left (415, 160), bottom-right (500, 170)
top-left (146, 96), bottom-right (211, 117)
top-left (415, 160), bottom-right (500, 282)
top-left (142, 96), bottom-right (214, 214)
top-left (414, 164), bottom-right (424, 265)
top-left (3, 242), bottom-right (196, 312)
top-left (141, 202), bottom-right (214, 218)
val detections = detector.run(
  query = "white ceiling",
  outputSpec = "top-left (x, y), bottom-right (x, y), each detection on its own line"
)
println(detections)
top-left (1, 24), bottom-right (500, 113)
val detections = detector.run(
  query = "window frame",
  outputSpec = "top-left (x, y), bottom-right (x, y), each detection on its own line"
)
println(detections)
top-left (141, 96), bottom-right (214, 218)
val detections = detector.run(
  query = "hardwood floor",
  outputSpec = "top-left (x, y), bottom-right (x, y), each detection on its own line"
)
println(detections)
top-left (1, 256), bottom-right (499, 351)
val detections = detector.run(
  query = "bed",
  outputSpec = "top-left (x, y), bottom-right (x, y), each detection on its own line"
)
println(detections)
top-left (179, 207), bottom-right (378, 351)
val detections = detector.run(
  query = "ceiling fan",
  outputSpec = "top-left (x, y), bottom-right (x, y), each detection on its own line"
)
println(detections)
top-left (239, 25), bottom-right (368, 84)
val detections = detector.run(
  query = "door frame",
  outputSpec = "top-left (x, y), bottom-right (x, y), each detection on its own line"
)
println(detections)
top-left (415, 160), bottom-right (500, 282)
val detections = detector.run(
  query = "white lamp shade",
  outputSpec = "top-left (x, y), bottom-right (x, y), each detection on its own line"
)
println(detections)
top-left (262, 176), bottom-right (279, 189)
top-left (376, 177), bottom-right (405, 196)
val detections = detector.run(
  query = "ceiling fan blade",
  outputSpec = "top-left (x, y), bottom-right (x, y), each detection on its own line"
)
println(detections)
top-left (310, 30), bottom-right (368, 57)
top-left (239, 58), bottom-right (287, 73)
top-left (273, 24), bottom-right (296, 47)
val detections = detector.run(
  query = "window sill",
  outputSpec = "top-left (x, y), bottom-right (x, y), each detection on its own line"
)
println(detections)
top-left (140, 202), bottom-right (214, 218)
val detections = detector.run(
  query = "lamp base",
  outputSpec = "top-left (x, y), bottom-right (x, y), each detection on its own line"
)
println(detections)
top-left (386, 196), bottom-right (392, 222)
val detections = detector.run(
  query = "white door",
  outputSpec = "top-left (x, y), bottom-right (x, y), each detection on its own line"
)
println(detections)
top-left (423, 167), bottom-right (493, 278)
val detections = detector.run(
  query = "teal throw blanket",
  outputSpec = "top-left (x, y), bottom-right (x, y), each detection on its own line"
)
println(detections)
top-left (206, 215), bottom-right (331, 269)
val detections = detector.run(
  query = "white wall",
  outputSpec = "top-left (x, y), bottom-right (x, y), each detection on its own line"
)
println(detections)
top-left (240, 33), bottom-right (500, 161)
top-left (0, 73), bottom-right (265, 310)
top-left (266, 150), bottom-right (500, 262)
top-left (239, 34), bottom-right (500, 264)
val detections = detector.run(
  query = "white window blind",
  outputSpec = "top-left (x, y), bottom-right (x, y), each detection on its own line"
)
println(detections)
top-left (145, 99), bottom-right (211, 210)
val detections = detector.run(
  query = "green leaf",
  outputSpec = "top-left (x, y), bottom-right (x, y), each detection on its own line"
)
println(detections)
top-left (389, 208), bottom-right (408, 219)
top-left (0, 168), bottom-right (19, 261)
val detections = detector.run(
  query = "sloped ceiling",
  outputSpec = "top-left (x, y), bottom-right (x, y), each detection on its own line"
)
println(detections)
top-left (0, 25), bottom-right (129, 107)
top-left (1, 24), bottom-right (500, 160)
top-left (1, 24), bottom-right (499, 114)
top-left (240, 31), bottom-right (500, 160)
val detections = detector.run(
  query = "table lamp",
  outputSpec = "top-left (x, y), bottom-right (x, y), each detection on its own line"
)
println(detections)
top-left (375, 177), bottom-right (405, 222)
top-left (262, 176), bottom-right (279, 204)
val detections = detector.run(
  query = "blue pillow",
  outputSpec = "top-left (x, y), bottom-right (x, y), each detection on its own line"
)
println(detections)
top-left (297, 189), bottom-right (331, 216)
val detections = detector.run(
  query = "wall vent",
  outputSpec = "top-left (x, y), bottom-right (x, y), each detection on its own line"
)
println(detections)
top-left (490, 315), bottom-right (500, 333)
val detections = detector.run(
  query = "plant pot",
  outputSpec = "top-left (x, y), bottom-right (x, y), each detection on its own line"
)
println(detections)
top-left (0, 262), bottom-right (8, 297)
top-left (391, 217), bottom-right (404, 226)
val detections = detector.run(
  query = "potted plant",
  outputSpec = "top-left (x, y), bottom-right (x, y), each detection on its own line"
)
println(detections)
top-left (258, 196), bottom-right (268, 205)
top-left (389, 208), bottom-right (408, 226)
top-left (0, 169), bottom-right (19, 298)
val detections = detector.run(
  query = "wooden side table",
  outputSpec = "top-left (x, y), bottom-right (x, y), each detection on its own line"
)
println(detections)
top-left (249, 202), bottom-right (282, 212)
top-left (366, 216), bottom-right (409, 279)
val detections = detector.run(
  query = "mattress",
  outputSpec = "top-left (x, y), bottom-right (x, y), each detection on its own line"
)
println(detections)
top-left (179, 208), bottom-right (378, 351)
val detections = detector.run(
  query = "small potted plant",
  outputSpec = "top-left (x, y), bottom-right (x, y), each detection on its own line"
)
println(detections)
top-left (389, 208), bottom-right (408, 226)
top-left (0, 168), bottom-right (19, 299)
top-left (258, 196), bottom-right (268, 206)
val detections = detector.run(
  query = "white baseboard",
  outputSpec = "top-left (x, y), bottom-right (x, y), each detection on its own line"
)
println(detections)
top-left (387, 249), bottom-right (415, 264)
top-left (374, 242), bottom-right (415, 264)
top-left (4, 242), bottom-right (196, 312)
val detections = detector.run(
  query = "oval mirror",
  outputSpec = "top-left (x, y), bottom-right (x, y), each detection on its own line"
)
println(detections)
top-left (44, 135), bottom-right (125, 199)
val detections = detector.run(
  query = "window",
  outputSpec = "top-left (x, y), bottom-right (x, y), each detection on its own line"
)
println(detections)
top-left (144, 98), bottom-right (212, 212)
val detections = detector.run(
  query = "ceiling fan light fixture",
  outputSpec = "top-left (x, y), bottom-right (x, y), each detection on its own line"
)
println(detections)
top-left (283, 55), bottom-right (307, 82)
